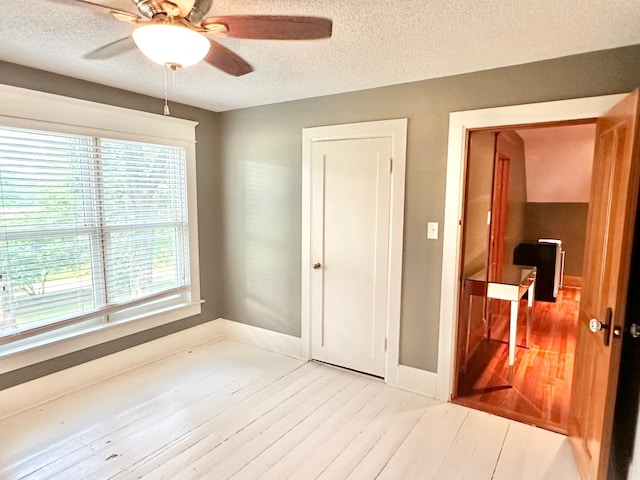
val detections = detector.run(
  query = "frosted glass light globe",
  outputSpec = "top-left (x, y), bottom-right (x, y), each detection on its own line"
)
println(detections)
top-left (133, 23), bottom-right (211, 68)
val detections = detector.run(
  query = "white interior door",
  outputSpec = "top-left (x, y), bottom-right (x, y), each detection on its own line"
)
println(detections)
top-left (310, 136), bottom-right (392, 377)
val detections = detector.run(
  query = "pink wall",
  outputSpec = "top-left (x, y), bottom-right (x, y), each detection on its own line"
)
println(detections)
top-left (517, 123), bottom-right (596, 203)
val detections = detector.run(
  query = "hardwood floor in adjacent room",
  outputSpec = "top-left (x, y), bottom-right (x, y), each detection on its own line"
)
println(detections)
top-left (0, 338), bottom-right (579, 479)
top-left (455, 287), bottom-right (579, 433)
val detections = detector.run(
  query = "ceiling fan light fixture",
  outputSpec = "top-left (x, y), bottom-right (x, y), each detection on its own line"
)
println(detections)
top-left (132, 23), bottom-right (210, 68)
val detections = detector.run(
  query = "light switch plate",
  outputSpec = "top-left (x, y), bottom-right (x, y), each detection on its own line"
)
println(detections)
top-left (427, 221), bottom-right (439, 240)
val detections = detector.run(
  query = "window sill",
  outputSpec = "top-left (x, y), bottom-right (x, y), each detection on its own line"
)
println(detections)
top-left (0, 301), bottom-right (203, 375)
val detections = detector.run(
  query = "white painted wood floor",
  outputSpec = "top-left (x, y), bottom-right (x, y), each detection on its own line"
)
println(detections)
top-left (0, 339), bottom-right (581, 479)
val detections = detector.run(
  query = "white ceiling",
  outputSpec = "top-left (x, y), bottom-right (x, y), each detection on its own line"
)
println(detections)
top-left (2, 0), bottom-right (640, 112)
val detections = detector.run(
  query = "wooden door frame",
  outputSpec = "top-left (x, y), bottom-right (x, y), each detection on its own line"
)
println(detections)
top-left (436, 94), bottom-right (625, 400)
top-left (301, 118), bottom-right (407, 384)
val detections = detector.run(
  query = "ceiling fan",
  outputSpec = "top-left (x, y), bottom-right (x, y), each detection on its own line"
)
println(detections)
top-left (59, 0), bottom-right (333, 76)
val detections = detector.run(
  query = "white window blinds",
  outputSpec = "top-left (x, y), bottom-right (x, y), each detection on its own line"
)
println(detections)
top-left (0, 125), bottom-right (190, 341)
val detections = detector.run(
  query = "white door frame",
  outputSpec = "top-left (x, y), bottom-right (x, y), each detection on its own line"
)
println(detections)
top-left (301, 118), bottom-right (408, 383)
top-left (436, 93), bottom-right (625, 400)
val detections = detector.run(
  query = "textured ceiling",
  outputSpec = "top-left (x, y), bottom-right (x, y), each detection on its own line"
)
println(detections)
top-left (1, 0), bottom-right (640, 112)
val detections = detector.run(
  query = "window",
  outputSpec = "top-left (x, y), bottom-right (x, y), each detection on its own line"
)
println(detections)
top-left (0, 126), bottom-right (192, 342)
top-left (0, 84), bottom-right (200, 367)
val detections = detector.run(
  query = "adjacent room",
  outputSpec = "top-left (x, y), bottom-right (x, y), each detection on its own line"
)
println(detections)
top-left (1, 1), bottom-right (640, 479)
top-left (454, 123), bottom-right (595, 433)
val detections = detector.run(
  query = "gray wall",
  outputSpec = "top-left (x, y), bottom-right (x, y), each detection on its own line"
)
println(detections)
top-left (524, 202), bottom-right (589, 277)
top-left (462, 131), bottom-right (494, 279)
top-left (0, 62), bottom-right (222, 389)
top-left (1, 44), bottom-right (639, 379)
top-left (219, 45), bottom-right (640, 372)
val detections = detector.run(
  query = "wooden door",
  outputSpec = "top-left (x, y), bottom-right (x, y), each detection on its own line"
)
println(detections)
top-left (568, 90), bottom-right (640, 480)
top-left (487, 151), bottom-right (510, 283)
top-left (310, 136), bottom-right (392, 377)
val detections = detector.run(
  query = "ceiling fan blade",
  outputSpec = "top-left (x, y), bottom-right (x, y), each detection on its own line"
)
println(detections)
top-left (201, 15), bottom-right (332, 40)
top-left (204, 40), bottom-right (253, 76)
top-left (111, 11), bottom-right (141, 23)
top-left (83, 37), bottom-right (136, 60)
top-left (187, 0), bottom-right (212, 23)
top-left (50, 0), bottom-right (141, 19)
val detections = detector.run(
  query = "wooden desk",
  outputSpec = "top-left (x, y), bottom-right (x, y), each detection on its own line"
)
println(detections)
top-left (462, 265), bottom-right (536, 384)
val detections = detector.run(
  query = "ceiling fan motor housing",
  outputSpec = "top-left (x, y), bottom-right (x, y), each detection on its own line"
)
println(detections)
top-left (132, 0), bottom-right (164, 18)
top-left (132, 0), bottom-right (212, 22)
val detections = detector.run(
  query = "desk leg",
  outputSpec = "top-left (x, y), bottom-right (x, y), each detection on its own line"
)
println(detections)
top-left (526, 280), bottom-right (535, 348)
top-left (486, 298), bottom-right (492, 341)
top-left (509, 300), bottom-right (518, 385)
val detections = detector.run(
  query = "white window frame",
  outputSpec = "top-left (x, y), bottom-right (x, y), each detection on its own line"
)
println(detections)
top-left (0, 85), bottom-right (202, 373)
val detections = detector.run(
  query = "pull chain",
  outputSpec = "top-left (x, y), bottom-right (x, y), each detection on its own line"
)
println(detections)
top-left (162, 65), bottom-right (179, 116)
top-left (163, 64), bottom-right (170, 116)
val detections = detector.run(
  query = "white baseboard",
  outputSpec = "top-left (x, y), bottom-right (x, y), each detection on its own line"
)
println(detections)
top-left (0, 319), bottom-right (224, 421)
top-left (217, 319), bottom-right (442, 400)
top-left (1, 318), bottom-right (434, 421)
top-left (390, 364), bottom-right (439, 398)
top-left (217, 318), bottom-right (304, 359)
top-left (218, 318), bottom-right (435, 396)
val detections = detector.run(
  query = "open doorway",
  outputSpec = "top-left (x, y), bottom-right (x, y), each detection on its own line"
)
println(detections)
top-left (452, 122), bottom-right (597, 433)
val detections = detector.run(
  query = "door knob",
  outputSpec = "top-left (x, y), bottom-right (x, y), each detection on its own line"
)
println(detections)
top-left (313, 262), bottom-right (322, 270)
top-left (631, 323), bottom-right (640, 338)
top-left (589, 307), bottom-right (613, 346)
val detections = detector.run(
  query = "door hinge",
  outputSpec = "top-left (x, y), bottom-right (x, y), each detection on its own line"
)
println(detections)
top-left (389, 158), bottom-right (393, 174)
top-left (384, 338), bottom-right (388, 352)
